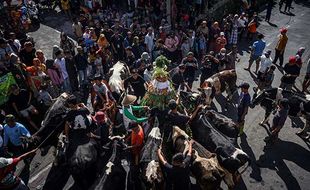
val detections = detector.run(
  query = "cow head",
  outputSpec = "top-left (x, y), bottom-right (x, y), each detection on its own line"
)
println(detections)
top-left (179, 91), bottom-right (203, 114)
top-left (192, 153), bottom-right (225, 190)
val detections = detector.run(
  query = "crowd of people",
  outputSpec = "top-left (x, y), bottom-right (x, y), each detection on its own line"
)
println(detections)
top-left (0, 0), bottom-right (309, 189)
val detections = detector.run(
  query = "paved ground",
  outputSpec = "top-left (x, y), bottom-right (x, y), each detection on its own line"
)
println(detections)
top-left (20, 1), bottom-right (310, 189)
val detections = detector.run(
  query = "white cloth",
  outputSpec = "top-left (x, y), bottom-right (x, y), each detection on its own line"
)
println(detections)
top-left (259, 55), bottom-right (273, 73)
top-left (152, 80), bottom-right (171, 91)
top-left (54, 58), bottom-right (69, 79)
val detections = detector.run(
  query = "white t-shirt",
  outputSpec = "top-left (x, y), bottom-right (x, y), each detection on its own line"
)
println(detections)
top-left (144, 33), bottom-right (155, 52)
top-left (259, 55), bottom-right (273, 73)
top-left (54, 58), bottom-right (69, 79)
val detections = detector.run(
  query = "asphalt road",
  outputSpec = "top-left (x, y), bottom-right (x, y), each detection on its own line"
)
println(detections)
top-left (21, 1), bottom-right (310, 189)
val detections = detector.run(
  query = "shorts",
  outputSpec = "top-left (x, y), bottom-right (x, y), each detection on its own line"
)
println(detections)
top-left (249, 55), bottom-right (260, 63)
top-left (20, 105), bottom-right (35, 118)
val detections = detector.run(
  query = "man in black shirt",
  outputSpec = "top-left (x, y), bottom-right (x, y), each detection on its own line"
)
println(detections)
top-left (125, 46), bottom-right (136, 70)
top-left (19, 42), bottom-right (36, 67)
top-left (9, 84), bottom-right (39, 130)
top-left (182, 52), bottom-right (198, 89)
top-left (280, 56), bottom-right (300, 91)
top-left (157, 139), bottom-right (193, 190)
top-left (170, 64), bottom-right (190, 91)
top-left (74, 46), bottom-right (88, 88)
top-left (111, 30), bottom-right (125, 61)
top-left (200, 53), bottom-right (219, 86)
top-left (124, 69), bottom-right (146, 101)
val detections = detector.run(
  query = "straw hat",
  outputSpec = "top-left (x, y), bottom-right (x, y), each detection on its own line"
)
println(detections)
top-left (122, 95), bottom-right (137, 106)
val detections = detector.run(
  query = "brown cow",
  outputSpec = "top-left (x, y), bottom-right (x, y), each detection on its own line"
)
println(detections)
top-left (172, 126), bottom-right (234, 190)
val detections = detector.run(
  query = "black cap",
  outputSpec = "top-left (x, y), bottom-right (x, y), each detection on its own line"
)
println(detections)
top-left (239, 82), bottom-right (250, 89)
top-left (172, 153), bottom-right (184, 163)
top-left (168, 99), bottom-right (177, 110)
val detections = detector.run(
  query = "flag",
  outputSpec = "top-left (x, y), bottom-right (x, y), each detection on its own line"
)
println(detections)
top-left (0, 72), bottom-right (17, 105)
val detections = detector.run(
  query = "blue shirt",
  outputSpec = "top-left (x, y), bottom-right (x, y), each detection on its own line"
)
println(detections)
top-left (252, 40), bottom-right (266, 56)
top-left (238, 92), bottom-right (251, 114)
top-left (3, 122), bottom-right (31, 146)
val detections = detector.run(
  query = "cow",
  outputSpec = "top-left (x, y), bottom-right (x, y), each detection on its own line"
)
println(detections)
top-left (90, 136), bottom-right (130, 190)
top-left (140, 126), bottom-right (164, 190)
top-left (200, 69), bottom-right (238, 104)
top-left (172, 126), bottom-right (235, 190)
top-left (190, 111), bottom-right (250, 175)
top-left (21, 93), bottom-right (70, 154)
top-left (108, 61), bottom-right (130, 103)
top-left (250, 88), bottom-right (310, 125)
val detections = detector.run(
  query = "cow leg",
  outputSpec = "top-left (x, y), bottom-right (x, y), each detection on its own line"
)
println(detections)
top-left (222, 169), bottom-right (235, 189)
top-left (260, 110), bottom-right (271, 125)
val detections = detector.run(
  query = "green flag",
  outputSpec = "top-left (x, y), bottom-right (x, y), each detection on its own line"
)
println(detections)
top-left (0, 72), bottom-right (17, 105)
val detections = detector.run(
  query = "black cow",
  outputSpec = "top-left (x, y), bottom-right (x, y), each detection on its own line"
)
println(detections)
top-left (90, 136), bottom-right (130, 190)
top-left (22, 93), bottom-right (70, 153)
top-left (172, 126), bottom-right (235, 190)
top-left (204, 110), bottom-right (239, 140)
top-left (140, 126), bottom-right (164, 190)
top-left (190, 112), bottom-right (250, 174)
top-left (250, 88), bottom-right (310, 125)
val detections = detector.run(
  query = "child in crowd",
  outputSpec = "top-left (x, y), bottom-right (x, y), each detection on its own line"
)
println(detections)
top-left (94, 50), bottom-right (104, 76)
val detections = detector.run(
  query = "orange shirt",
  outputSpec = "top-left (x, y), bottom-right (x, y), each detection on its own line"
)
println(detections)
top-left (131, 126), bottom-right (144, 155)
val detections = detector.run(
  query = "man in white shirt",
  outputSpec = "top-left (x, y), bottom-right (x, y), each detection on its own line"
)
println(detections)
top-left (144, 27), bottom-right (155, 58)
top-left (54, 50), bottom-right (71, 92)
top-left (256, 50), bottom-right (272, 90)
top-left (238, 13), bottom-right (248, 39)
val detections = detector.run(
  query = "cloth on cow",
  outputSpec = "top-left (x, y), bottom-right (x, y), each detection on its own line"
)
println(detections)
top-left (163, 155), bottom-right (191, 190)
top-left (65, 107), bottom-right (92, 143)
top-left (122, 105), bottom-right (148, 130)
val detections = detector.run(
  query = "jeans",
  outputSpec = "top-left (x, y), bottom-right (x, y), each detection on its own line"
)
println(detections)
top-left (78, 69), bottom-right (87, 87)
top-left (62, 78), bottom-right (71, 93)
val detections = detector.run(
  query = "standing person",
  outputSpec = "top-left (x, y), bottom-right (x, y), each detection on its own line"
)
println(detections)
top-left (72, 18), bottom-right (83, 39)
top-left (61, 0), bottom-right (72, 19)
top-left (237, 82), bottom-right (251, 136)
top-left (3, 115), bottom-right (31, 157)
top-left (54, 50), bottom-right (71, 93)
top-left (216, 48), bottom-right (230, 71)
top-left (74, 46), bottom-right (89, 87)
top-left (111, 30), bottom-right (125, 61)
top-left (265, 0), bottom-right (273, 22)
top-left (19, 42), bottom-right (36, 67)
top-left (245, 33), bottom-right (266, 73)
top-left (0, 148), bottom-right (37, 189)
top-left (273, 28), bottom-right (288, 66)
top-left (255, 50), bottom-right (273, 90)
top-left (229, 14), bottom-right (239, 45)
top-left (124, 69), bottom-right (146, 101)
top-left (280, 56), bottom-right (300, 91)
top-left (165, 33), bottom-right (179, 63)
top-left (182, 52), bottom-right (198, 89)
top-left (60, 32), bottom-right (75, 56)
top-left (170, 64), bottom-right (190, 91)
top-left (127, 122), bottom-right (144, 165)
top-left (92, 75), bottom-right (110, 111)
top-left (264, 65), bottom-right (276, 88)
top-left (215, 32), bottom-right (227, 53)
top-left (200, 53), bottom-right (219, 86)
top-left (227, 45), bottom-right (240, 69)
top-left (264, 98), bottom-right (289, 144)
top-left (247, 16), bottom-right (258, 41)
top-left (284, 0), bottom-right (293, 13)
top-left (302, 58), bottom-right (310, 93)
top-left (144, 27), bottom-right (155, 57)
top-left (157, 139), bottom-right (193, 190)
top-left (238, 13), bottom-right (248, 40)
top-left (64, 50), bottom-right (78, 92)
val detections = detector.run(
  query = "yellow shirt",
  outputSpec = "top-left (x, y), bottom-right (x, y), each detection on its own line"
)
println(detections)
top-left (275, 34), bottom-right (288, 52)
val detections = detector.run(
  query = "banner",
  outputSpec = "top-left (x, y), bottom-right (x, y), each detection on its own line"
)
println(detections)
top-left (0, 72), bottom-right (17, 105)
